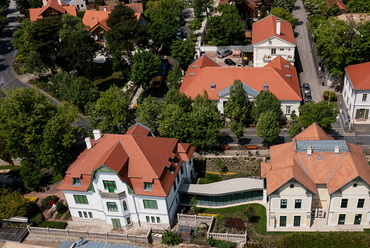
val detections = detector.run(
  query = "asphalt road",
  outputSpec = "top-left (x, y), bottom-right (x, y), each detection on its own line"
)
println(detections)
top-left (0, 0), bottom-right (27, 89)
top-left (292, 0), bottom-right (323, 102)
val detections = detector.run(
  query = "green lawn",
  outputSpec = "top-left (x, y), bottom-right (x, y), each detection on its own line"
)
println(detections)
top-left (198, 173), bottom-right (222, 184)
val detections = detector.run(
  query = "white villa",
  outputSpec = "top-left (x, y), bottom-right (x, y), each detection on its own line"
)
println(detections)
top-left (59, 124), bottom-right (195, 229)
top-left (252, 15), bottom-right (296, 68)
top-left (262, 123), bottom-right (370, 230)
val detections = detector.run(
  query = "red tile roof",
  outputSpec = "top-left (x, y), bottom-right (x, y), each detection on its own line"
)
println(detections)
top-left (29, 0), bottom-right (76, 21)
top-left (180, 55), bottom-right (301, 101)
top-left (82, 10), bottom-right (110, 31)
top-left (252, 15), bottom-right (296, 45)
top-left (99, 3), bottom-right (143, 13)
top-left (345, 62), bottom-right (370, 90)
top-left (263, 123), bottom-right (370, 195)
top-left (59, 124), bottom-right (195, 196)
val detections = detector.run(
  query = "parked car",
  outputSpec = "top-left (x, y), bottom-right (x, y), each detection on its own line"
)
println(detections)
top-left (149, 75), bottom-right (164, 89)
top-left (303, 83), bottom-right (311, 94)
top-left (161, 59), bottom-right (170, 76)
top-left (224, 58), bottom-right (236, 66)
top-left (217, 49), bottom-right (232, 58)
top-left (304, 92), bottom-right (312, 102)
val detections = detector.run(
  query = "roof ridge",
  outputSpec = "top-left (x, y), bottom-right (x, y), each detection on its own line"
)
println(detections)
top-left (270, 67), bottom-right (301, 99)
top-left (294, 154), bottom-right (316, 184)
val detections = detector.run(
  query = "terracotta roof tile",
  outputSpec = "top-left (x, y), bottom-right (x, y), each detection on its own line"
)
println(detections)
top-left (180, 56), bottom-right (301, 101)
top-left (252, 15), bottom-right (296, 45)
top-left (345, 62), bottom-right (370, 90)
top-left (29, 0), bottom-right (76, 21)
top-left (82, 10), bottom-right (110, 30)
top-left (265, 123), bottom-right (370, 195)
top-left (59, 124), bottom-right (194, 197)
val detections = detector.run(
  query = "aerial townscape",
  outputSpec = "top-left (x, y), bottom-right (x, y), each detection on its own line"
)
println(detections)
top-left (1, 0), bottom-right (370, 247)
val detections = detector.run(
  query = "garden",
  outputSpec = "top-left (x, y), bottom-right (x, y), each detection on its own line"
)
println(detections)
top-left (194, 157), bottom-right (263, 184)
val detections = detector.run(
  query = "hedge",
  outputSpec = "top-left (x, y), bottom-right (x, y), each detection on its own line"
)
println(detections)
top-left (39, 221), bottom-right (67, 229)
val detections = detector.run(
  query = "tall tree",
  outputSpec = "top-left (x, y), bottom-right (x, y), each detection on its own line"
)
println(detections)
top-left (270, 7), bottom-right (295, 27)
top-left (145, 0), bottom-right (182, 51)
top-left (224, 80), bottom-right (250, 121)
top-left (252, 90), bottom-right (282, 120)
top-left (158, 104), bottom-right (189, 141)
top-left (58, 15), bottom-right (100, 76)
top-left (88, 86), bottom-right (134, 134)
top-left (188, 92), bottom-right (222, 148)
top-left (51, 72), bottom-right (99, 112)
top-left (20, 159), bottom-right (43, 191)
top-left (298, 101), bottom-right (338, 132)
top-left (192, 0), bottom-right (213, 18)
top-left (171, 40), bottom-right (196, 70)
top-left (130, 50), bottom-right (162, 88)
top-left (0, 189), bottom-right (31, 219)
top-left (105, 3), bottom-right (141, 68)
top-left (15, 0), bottom-right (42, 14)
top-left (256, 111), bottom-right (280, 145)
top-left (166, 65), bottom-right (183, 89)
top-left (272, 0), bottom-right (295, 11)
top-left (204, 5), bottom-right (245, 45)
top-left (163, 88), bottom-right (193, 112)
top-left (136, 96), bottom-right (162, 133)
top-left (347, 0), bottom-right (370, 13)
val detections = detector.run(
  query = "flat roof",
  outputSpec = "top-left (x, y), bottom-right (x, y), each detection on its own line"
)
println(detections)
top-left (179, 178), bottom-right (263, 196)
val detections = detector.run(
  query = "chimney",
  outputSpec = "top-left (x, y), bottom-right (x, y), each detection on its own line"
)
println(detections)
top-left (57, 0), bottom-right (62, 5)
top-left (93, 129), bottom-right (102, 140)
top-left (334, 146), bottom-right (339, 154)
top-left (276, 19), bottom-right (281, 35)
top-left (104, 7), bottom-right (107, 11)
top-left (42, 0), bottom-right (47, 5)
top-left (307, 146), bottom-right (312, 156)
top-left (85, 137), bottom-right (92, 149)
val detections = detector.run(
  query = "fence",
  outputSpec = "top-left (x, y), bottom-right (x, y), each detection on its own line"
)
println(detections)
top-left (177, 214), bottom-right (247, 243)
top-left (28, 227), bottom-right (151, 243)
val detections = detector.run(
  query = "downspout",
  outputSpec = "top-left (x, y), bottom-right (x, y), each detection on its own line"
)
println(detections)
top-left (132, 194), bottom-right (141, 227)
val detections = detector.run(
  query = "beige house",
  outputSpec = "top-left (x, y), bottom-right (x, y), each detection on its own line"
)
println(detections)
top-left (262, 123), bottom-right (370, 230)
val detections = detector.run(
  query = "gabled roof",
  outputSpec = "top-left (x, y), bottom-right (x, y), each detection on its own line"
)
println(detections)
top-left (180, 55), bottom-right (301, 101)
top-left (59, 124), bottom-right (195, 197)
top-left (82, 10), bottom-right (111, 31)
top-left (345, 62), bottom-right (370, 90)
top-left (29, 0), bottom-right (76, 21)
top-left (263, 123), bottom-right (370, 195)
top-left (252, 15), bottom-right (296, 45)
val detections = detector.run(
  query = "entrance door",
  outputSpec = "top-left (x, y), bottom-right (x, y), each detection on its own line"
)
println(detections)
top-left (293, 216), bottom-right (301, 226)
top-left (112, 218), bottom-right (122, 229)
top-left (354, 214), bottom-right (362, 225)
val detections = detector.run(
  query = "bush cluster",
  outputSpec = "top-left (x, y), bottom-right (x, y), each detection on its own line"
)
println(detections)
top-left (162, 228), bottom-right (181, 246)
top-left (323, 91), bottom-right (337, 101)
top-left (39, 221), bottom-right (67, 229)
top-left (41, 195), bottom-right (59, 209)
top-left (29, 212), bottom-right (45, 226)
top-left (56, 201), bottom-right (68, 214)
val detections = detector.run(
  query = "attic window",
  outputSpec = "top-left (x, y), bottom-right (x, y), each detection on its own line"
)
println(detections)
top-left (290, 184), bottom-right (294, 188)
top-left (167, 166), bottom-right (175, 174)
top-left (144, 182), bottom-right (153, 191)
top-left (73, 178), bottom-right (81, 186)
top-left (169, 157), bottom-right (179, 165)
top-left (317, 155), bottom-right (322, 160)
top-left (190, 73), bottom-right (195, 76)
top-left (353, 183), bottom-right (357, 187)
top-left (284, 65), bottom-right (290, 69)
top-left (210, 83), bottom-right (216, 89)
top-left (263, 84), bottom-right (268, 90)
top-left (285, 74), bottom-right (291, 78)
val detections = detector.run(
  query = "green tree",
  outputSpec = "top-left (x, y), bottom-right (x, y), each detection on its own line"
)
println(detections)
top-left (163, 88), bottom-right (193, 112)
top-left (270, 7), bottom-right (295, 27)
top-left (15, 0), bottom-right (42, 14)
top-left (20, 159), bottom-right (43, 191)
top-left (252, 90), bottom-right (282, 120)
top-left (145, 0), bottom-right (182, 51)
top-left (136, 96), bottom-right (162, 133)
top-left (51, 72), bottom-right (99, 112)
top-left (188, 18), bottom-right (202, 32)
top-left (230, 120), bottom-right (244, 141)
top-left (244, 205), bottom-right (256, 223)
top-left (204, 5), bottom-right (245, 45)
top-left (166, 65), bottom-right (183, 89)
top-left (272, 0), bottom-right (295, 11)
top-left (347, 0), bottom-right (370, 13)
top-left (303, 0), bottom-right (326, 15)
top-left (0, 8), bottom-right (9, 31)
top-left (105, 3), bottom-right (142, 68)
top-left (0, 189), bottom-right (31, 219)
top-left (88, 86), bottom-right (134, 134)
top-left (162, 228), bottom-right (181, 246)
top-left (188, 92), bottom-right (222, 148)
top-left (189, 196), bottom-right (197, 215)
top-left (158, 104), bottom-right (189, 141)
top-left (58, 15), bottom-right (100, 76)
top-left (192, 0), bottom-right (212, 18)
top-left (288, 121), bottom-right (303, 138)
top-left (256, 111), bottom-right (280, 144)
top-left (298, 101), bottom-right (338, 132)
top-left (93, 0), bottom-right (105, 9)
top-left (130, 50), bottom-right (162, 88)
top-left (224, 80), bottom-right (250, 121)
top-left (171, 40), bottom-right (196, 70)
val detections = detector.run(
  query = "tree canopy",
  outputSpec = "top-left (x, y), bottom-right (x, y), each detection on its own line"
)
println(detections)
top-left (136, 96), bottom-right (162, 134)
top-left (272, 0), bottom-right (295, 11)
top-left (252, 90), bottom-right (282, 120)
top-left (0, 189), bottom-right (32, 219)
top-left (171, 40), bottom-right (196, 70)
top-left (225, 80), bottom-right (250, 121)
top-left (347, 0), bottom-right (370, 13)
top-left (130, 50), bottom-right (162, 88)
top-left (270, 7), bottom-right (295, 27)
top-left (256, 111), bottom-right (280, 144)
top-left (204, 5), bottom-right (245, 46)
top-left (88, 85), bottom-right (134, 134)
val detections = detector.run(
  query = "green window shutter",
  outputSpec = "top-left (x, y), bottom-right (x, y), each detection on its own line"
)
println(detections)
top-left (103, 181), bottom-right (117, 193)
top-left (107, 202), bottom-right (118, 211)
top-left (112, 219), bottom-right (122, 229)
top-left (143, 200), bottom-right (158, 209)
top-left (355, 109), bottom-right (360, 119)
top-left (365, 109), bottom-right (369, 119)
top-left (74, 195), bottom-right (88, 204)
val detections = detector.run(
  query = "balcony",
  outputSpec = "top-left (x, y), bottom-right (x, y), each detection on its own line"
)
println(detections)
top-left (263, 54), bottom-right (295, 63)
top-left (98, 190), bottom-right (126, 199)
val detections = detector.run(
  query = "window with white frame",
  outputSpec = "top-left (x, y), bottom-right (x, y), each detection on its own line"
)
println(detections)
top-left (107, 202), bottom-right (118, 212)
top-left (362, 94), bottom-right (367, 102)
top-left (286, 106), bottom-right (291, 114)
top-left (146, 216), bottom-right (161, 223)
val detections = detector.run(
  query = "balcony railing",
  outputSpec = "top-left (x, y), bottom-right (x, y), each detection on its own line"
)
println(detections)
top-left (263, 54), bottom-right (294, 62)
top-left (98, 190), bottom-right (127, 199)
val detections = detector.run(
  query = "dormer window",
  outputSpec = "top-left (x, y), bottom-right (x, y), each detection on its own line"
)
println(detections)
top-left (210, 83), bottom-right (216, 89)
top-left (144, 182), bottom-right (153, 191)
top-left (73, 178), bottom-right (81, 186)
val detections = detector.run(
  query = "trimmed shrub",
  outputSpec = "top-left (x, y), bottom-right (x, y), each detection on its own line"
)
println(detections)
top-left (29, 212), bottom-right (45, 226)
top-left (39, 221), bottom-right (67, 229)
top-left (56, 201), bottom-right (68, 214)
top-left (323, 91), bottom-right (337, 101)
top-left (162, 228), bottom-right (181, 246)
